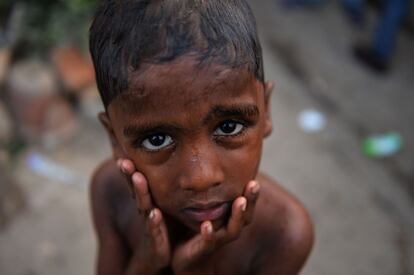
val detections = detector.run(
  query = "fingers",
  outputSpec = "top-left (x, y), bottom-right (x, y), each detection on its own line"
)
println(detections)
top-left (199, 221), bottom-right (215, 251)
top-left (117, 158), bottom-right (137, 197)
top-left (147, 208), bottom-right (170, 259)
top-left (117, 158), bottom-right (170, 268)
top-left (116, 158), bottom-right (154, 215)
top-left (244, 180), bottom-right (260, 224)
top-left (227, 196), bottom-right (247, 238)
top-left (216, 180), bottom-right (260, 243)
top-left (172, 181), bottom-right (260, 270)
top-left (117, 158), bottom-right (136, 177)
top-left (215, 196), bottom-right (246, 242)
top-left (132, 172), bottom-right (154, 215)
top-left (189, 221), bottom-right (216, 258)
top-left (172, 221), bottom-right (215, 271)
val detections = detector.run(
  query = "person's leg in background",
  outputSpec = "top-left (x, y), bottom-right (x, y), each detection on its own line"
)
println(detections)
top-left (342, 0), bottom-right (366, 26)
top-left (373, 0), bottom-right (408, 61)
top-left (354, 0), bottom-right (409, 73)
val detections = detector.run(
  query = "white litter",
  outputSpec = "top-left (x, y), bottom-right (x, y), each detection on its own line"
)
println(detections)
top-left (26, 152), bottom-right (85, 186)
top-left (298, 109), bottom-right (326, 133)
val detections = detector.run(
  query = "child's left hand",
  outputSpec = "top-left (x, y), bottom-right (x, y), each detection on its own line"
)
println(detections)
top-left (117, 158), bottom-right (260, 275)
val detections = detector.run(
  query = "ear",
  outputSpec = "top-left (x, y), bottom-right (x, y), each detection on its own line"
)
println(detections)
top-left (263, 81), bottom-right (274, 138)
top-left (98, 112), bottom-right (125, 160)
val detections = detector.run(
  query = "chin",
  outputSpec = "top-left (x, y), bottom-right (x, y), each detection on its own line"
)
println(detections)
top-left (211, 218), bottom-right (228, 231)
top-left (180, 211), bottom-right (230, 234)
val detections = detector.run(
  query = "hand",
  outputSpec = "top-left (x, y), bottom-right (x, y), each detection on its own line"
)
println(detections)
top-left (116, 159), bottom-right (170, 274)
top-left (171, 178), bottom-right (260, 274)
top-left (117, 158), bottom-right (260, 275)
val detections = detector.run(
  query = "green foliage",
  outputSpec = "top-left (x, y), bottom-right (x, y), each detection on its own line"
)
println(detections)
top-left (19, 0), bottom-right (98, 55)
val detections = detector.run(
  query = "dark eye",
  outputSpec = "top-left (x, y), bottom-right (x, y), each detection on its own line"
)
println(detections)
top-left (214, 121), bottom-right (244, 136)
top-left (142, 134), bottom-right (173, 151)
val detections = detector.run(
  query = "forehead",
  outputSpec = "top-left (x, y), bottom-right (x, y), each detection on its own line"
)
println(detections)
top-left (108, 57), bottom-right (262, 119)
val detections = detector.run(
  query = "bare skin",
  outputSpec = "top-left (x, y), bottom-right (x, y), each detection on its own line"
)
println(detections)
top-left (90, 57), bottom-right (314, 275)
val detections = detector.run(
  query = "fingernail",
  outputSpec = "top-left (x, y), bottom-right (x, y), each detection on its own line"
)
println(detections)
top-left (149, 209), bottom-right (155, 220)
top-left (132, 173), bottom-right (140, 183)
top-left (251, 181), bottom-right (260, 194)
top-left (240, 198), bottom-right (247, 211)
top-left (206, 223), bottom-right (213, 235)
top-left (120, 162), bottom-right (126, 173)
top-left (203, 222), bottom-right (213, 235)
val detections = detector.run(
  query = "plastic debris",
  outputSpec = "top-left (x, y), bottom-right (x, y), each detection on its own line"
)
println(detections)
top-left (298, 109), bottom-right (327, 133)
top-left (362, 132), bottom-right (403, 158)
top-left (26, 153), bottom-right (85, 186)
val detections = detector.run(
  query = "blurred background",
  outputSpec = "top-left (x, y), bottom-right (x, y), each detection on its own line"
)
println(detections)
top-left (0, 0), bottom-right (413, 274)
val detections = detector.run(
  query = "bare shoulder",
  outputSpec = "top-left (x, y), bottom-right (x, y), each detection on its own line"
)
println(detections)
top-left (90, 159), bottom-right (115, 194)
top-left (90, 159), bottom-right (125, 210)
top-left (90, 161), bottom-right (139, 273)
top-left (250, 173), bottom-right (314, 274)
top-left (89, 159), bottom-right (130, 236)
top-left (90, 159), bottom-right (124, 195)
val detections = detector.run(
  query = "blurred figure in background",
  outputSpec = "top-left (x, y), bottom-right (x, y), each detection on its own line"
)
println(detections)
top-left (279, 0), bottom-right (411, 73)
top-left (342, 0), bottom-right (410, 73)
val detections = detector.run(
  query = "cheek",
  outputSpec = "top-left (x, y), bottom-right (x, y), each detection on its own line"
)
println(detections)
top-left (222, 138), bottom-right (263, 191)
top-left (135, 162), bottom-right (179, 210)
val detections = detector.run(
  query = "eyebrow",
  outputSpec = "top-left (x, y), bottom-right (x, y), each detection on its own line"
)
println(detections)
top-left (123, 104), bottom-right (259, 138)
top-left (203, 104), bottom-right (260, 124)
top-left (123, 123), bottom-right (182, 138)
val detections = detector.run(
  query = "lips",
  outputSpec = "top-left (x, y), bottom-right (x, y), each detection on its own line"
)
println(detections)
top-left (182, 201), bottom-right (230, 223)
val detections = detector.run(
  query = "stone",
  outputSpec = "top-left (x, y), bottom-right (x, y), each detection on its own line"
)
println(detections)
top-left (6, 60), bottom-right (78, 146)
top-left (0, 101), bottom-right (12, 142)
top-left (52, 47), bottom-right (95, 93)
top-left (0, 47), bottom-right (11, 85)
top-left (79, 85), bottom-right (104, 120)
top-left (0, 165), bottom-right (25, 229)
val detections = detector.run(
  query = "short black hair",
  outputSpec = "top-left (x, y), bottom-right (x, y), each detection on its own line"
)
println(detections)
top-left (89, 0), bottom-right (264, 108)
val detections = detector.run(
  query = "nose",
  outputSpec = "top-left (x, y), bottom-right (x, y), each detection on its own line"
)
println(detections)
top-left (178, 144), bottom-right (224, 192)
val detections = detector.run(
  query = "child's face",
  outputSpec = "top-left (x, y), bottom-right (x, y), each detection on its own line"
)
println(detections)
top-left (104, 57), bottom-right (272, 232)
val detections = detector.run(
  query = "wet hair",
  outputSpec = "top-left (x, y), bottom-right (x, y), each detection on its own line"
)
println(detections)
top-left (89, 0), bottom-right (264, 108)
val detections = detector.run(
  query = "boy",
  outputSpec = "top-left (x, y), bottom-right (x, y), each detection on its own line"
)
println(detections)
top-left (89, 1), bottom-right (314, 274)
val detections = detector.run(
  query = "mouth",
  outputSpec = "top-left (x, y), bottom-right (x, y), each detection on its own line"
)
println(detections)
top-left (182, 201), bottom-right (231, 223)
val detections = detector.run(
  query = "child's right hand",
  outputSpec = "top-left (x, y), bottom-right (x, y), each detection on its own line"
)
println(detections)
top-left (116, 158), bottom-right (171, 274)
top-left (117, 158), bottom-right (260, 275)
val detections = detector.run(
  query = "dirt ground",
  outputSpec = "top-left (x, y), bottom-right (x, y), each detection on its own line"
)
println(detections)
top-left (1, 1), bottom-right (413, 274)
